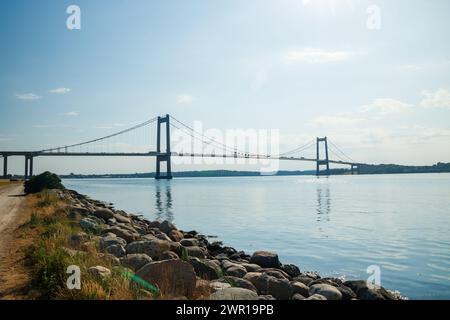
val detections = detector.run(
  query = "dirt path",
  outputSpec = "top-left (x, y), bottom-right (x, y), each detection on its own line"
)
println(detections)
top-left (0, 183), bottom-right (26, 256)
top-left (0, 183), bottom-right (33, 299)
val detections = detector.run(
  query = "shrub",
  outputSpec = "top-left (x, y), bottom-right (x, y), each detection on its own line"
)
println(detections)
top-left (24, 171), bottom-right (64, 194)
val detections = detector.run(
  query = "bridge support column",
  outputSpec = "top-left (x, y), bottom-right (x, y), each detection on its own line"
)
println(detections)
top-left (29, 156), bottom-right (34, 177)
top-left (351, 164), bottom-right (358, 175)
top-left (2, 156), bottom-right (7, 178)
top-left (24, 156), bottom-right (29, 180)
top-left (316, 137), bottom-right (330, 176)
top-left (155, 114), bottom-right (172, 180)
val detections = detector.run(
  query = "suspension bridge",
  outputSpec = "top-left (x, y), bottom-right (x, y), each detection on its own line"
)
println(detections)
top-left (0, 114), bottom-right (365, 179)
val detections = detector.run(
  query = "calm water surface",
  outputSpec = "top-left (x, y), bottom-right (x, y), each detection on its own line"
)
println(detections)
top-left (64, 174), bottom-right (450, 299)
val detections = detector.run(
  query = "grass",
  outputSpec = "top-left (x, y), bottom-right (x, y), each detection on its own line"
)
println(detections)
top-left (25, 190), bottom-right (149, 300)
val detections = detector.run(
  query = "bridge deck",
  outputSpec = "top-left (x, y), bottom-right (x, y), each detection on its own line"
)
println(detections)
top-left (1, 151), bottom-right (363, 166)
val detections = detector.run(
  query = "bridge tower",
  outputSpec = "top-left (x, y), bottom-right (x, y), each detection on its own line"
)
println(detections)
top-left (316, 137), bottom-right (330, 176)
top-left (2, 156), bottom-right (7, 178)
top-left (155, 114), bottom-right (172, 180)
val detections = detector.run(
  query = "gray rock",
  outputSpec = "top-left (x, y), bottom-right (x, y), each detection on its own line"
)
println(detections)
top-left (240, 263), bottom-right (262, 273)
top-left (160, 250), bottom-right (179, 260)
top-left (180, 238), bottom-right (199, 247)
top-left (218, 276), bottom-right (257, 292)
top-left (113, 213), bottom-right (131, 224)
top-left (292, 293), bottom-right (306, 300)
top-left (306, 294), bottom-right (327, 300)
top-left (159, 220), bottom-right (176, 235)
top-left (126, 240), bottom-right (173, 260)
top-left (88, 266), bottom-right (111, 279)
top-left (250, 251), bottom-right (281, 268)
top-left (120, 253), bottom-right (153, 271)
top-left (210, 281), bottom-right (232, 291)
top-left (105, 244), bottom-right (126, 257)
top-left (93, 208), bottom-right (114, 220)
top-left (210, 287), bottom-right (258, 300)
top-left (243, 272), bottom-right (269, 294)
top-left (309, 284), bottom-right (343, 300)
top-left (103, 226), bottom-right (139, 243)
top-left (258, 295), bottom-right (276, 300)
top-left (281, 264), bottom-right (301, 278)
top-left (185, 246), bottom-right (207, 259)
top-left (136, 259), bottom-right (196, 298)
top-left (291, 281), bottom-right (309, 297)
top-left (190, 258), bottom-right (221, 280)
top-left (344, 280), bottom-right (396, 300)
top-left (226, 265), bottom-right (247, 278)
top-left (267, 277), bottom-right (293, 300)
top-left (80, 218), bottom-right (100, 232)
top-left (100, 235), bottom-right (127, 249)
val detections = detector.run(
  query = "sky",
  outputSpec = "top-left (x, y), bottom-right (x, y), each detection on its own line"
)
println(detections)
top-left (1, 0), bottom-right (450, 175)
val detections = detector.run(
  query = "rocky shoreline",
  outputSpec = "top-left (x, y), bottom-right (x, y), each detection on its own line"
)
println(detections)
top-left (57, 188), bottom-right (404, 300)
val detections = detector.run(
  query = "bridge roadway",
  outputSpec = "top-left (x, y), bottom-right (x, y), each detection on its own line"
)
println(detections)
top-left (1, 150), bottom-right (363, 167)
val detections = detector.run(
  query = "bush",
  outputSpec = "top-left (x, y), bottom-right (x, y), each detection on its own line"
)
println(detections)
top-left (24, 171), bottom-right (64, 194)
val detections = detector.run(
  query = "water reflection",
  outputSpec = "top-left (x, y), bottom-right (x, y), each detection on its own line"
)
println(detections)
top-left (316, 186), bottom-right (331, 222)
top-left (155, 183), bottom-right (173, 222)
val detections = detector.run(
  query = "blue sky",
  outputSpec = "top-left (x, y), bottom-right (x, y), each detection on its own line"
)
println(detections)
top-left (1, 0), bottom-right (450, 174)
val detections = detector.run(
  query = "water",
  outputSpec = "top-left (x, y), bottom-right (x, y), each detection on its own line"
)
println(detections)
top-left (63, 173), bottom-right (450, 300)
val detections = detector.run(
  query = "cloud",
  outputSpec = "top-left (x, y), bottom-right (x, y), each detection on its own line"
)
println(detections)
top-left (359, 98), bottom-right (413, 116)
top-left (176, 94), bottom-right (194, 104)
top-left (307, 115), bottom-right (364, 127)
top-left (398, 64), bottom-right (422, 71)
top-left (284, 48), bottom-right (358, 64)
top-left (49, 87), bottom-right (71, 94)
top-left (420, 88), bottom-right (450, 109)
top-left (62, 111), bottom-right (79, 116)
top-left (15, 93), bottom-right (42, 100)
top-left (94, 123), bottom-right (126, 129)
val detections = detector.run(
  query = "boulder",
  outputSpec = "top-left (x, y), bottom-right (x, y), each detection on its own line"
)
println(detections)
top-left (180, 238), bottom-right (199, 247)
top-left (80, 218), bottom-right (100, 232)
top-left (309, 284), bottom-right (343, 300)
top-left (210, 281), bottom-right (232, 291)
top-left (120, 253), bottom-right (153, 271)
top-left (190, 258), bottom-right (221, 280)
top-left (249, 251), bottom-right (281, 268)
top-left (281, 264), bottom-right (301, 278)
top-left (243, 272), bottom-right (269, 294)
top-left (88, 266), bottom-right (111, 279)
top-left (168, 229), bottom-right (184, 242)
top-left (93, 208), bottom-right (115, 220)
top-left (306, 294), bottom-right (327, 300)
top-left (267, 277), bottom-right (293, 300)
top-left (344, 280), bottom-right (396, 300)
top-left (113, 213), bottom-right (131, 224)
top-left (218, 276), bottom-right (257, 292)
top-left (100, 235), bottom-right (127, 249)
top-left (160, 250), bottom-right (179, 260)
top-left (126, 240), bottom-right (172, 260)
top-left (185, 246), bottom-right (207, 259)
top-left (104, 226), bottom-right (139, 243)
top-left (210, 287), bottom-right (258, 300)
top-left (225, 265), bottom-right (247, 278)
top-left (105, 244), bottom-right (126, 258)
top-left (240, 263), bottom-right (262, 273)
top-left (292, 293), bottom-right (306, 300)
top-left (291, 281), bottom-right (309, 297)
top-left (258, 295), bottom-right (276, 300)
top-left (136, 260), bottom-right (196, 298)
top-left (159, 220), bottom-right (176, 235)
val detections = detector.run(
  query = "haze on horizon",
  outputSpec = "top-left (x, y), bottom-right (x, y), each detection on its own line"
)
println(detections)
top-left (1, 0), bottom-right (450, 175)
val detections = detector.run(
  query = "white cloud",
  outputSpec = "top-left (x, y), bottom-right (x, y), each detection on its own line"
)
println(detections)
top-left (308, 115), bottom-right (364, 127)
top-left (62, 111), bottom-right (79, 116)
top-left (16, 93), bottom-right (41, 100)
top-left (49, 87), bottom-right (71, 94)
top-left (420, 88), bottom-right (450, 109)
top-left (359, 98), bottom-right (412, 116)
top-left (94, 123), bottom-right (126, 129)
top-left (398, 64), bottom-right (422, 71)
top-left (176, 94), bottom-right (194, 104)
top-left (284, 48), bottom-right (358, 64)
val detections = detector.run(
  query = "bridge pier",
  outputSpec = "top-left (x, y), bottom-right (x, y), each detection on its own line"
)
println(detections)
top-left (316, 137), bottom-right (330, 176)
top-left (351, 164), bottom-right (358, 175)
top-left (25, 156), bottom-right (29, 180)
top-left (155, 114), bottom-right (172, 180)
top-left (2, 156), bottom-right (7, 178)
